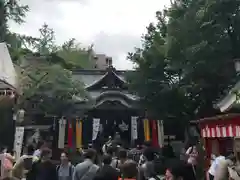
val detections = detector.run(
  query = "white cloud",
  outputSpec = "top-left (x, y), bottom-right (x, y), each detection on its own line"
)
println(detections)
top-left (10, 0), bottom-right (170, 70)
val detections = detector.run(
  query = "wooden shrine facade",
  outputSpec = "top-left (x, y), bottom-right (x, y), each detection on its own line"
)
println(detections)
top-left (72, 66), bottom-right (140, 110)
top-left (71, 66), bottom-right (143, 146)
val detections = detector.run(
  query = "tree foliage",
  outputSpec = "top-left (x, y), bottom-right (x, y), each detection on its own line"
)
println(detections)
top-left (0, 1), bottom-right (93, 116)
top-left (13, 24), bottom-right (92, 116)
top-left (56, 38), bottom-right (95, 69)
top-left (0, 0), bottom-right (29, 42)
top-left (128, 0), bottom-right (239, 122)
top-left (34, 23), bottom-right (57, 55)
top-left (17, 62), bottom-right (87, 115)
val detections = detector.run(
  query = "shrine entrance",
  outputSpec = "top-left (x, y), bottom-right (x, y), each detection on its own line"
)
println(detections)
top-left (90, 109), bottom-right (139, 141)
top-left (81, 99), bottom-right (142, 148)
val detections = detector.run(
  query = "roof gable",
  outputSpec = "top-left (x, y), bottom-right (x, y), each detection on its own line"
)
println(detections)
top-left (0, 43), bottom-right (18, 90)
top-left (216, 81), bottom-right (240, 112)
top-left (86, 66), bottom-right (127, 90)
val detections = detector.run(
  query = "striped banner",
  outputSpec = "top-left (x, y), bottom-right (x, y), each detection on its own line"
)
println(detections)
top-left (144, 119), bottom-right (150, 141)
top-left (201, 125), bottom-right (240, 138)
top-left (76, 119), bottom-right (82, 149)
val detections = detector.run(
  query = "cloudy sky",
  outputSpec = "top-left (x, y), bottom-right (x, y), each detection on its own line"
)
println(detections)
top-left (9, 0), bottom-right (170, 70)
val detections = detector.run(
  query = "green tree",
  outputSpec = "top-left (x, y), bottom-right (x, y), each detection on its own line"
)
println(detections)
top-left (0, 0), bottom-right (39, 63)
top-left (13, 24), bottom-right (91, 116)
top-left (34, 23), bottom-right (57, 54)
top-left (17, 60), bottom-right (88, 116)
top-left (129, 0), bottom-right (239, 121)
top-left (0, 0), bottom-right (29, 42)
top-left (1, 1), bottom-right (92, 117)
top-left (128, 2), bottom-right (240, 177)
top-left (56, 38), bottom-right (94, 69)
top-left (166, 0), bottom-right (238, 117)
top-left (31, 25), bottom-right (94, 69)
top-left (128, 11), bottom-right (189, 121)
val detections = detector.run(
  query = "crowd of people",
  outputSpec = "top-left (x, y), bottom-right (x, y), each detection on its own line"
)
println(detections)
top-left (5, 134), bottom-right (240, 180)
top-left (2, 134), bottom-right (240, 180)
top-left (0, 137), bottom-right (200, 180)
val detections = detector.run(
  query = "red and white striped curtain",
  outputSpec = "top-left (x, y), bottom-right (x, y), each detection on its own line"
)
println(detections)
top-left (201, 124), bottom-right (240, 138)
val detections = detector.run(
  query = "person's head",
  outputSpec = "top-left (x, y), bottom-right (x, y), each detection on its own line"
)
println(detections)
top-left (118, 149), bottom-right (127, 161)
top-left (84, 148), bottom-right (97, 161)
top-left (142, 141), bottom-right (151, 149)
top-left (165, 162), bottom-right (183, 180)
top-left (121, 160), bottom-right (137, 178)
top-left (212, 147), bottom-right (220, 157)
top-left (1, 146), bottom-right (8, 153)
top-left (102, 154), bottom-right (112, 165)
top-left (27, 144), bottom-right (35, 155)
top-left (165, 168), bottom-right (182, 180)
top-left (192, 146), bottom-right (197, 153)
top-left (60, 152), bottom-right (69, 164)
top-left (165, 161), bottom-right (194, 180)
top-left (143, 147), bottom-right (155, 161)
top-left (40, 147), bottom-right (52, 161)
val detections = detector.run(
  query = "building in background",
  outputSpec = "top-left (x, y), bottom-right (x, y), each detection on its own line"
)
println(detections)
top-left (93, 54), bottom-right (113, 70)
top-left (0, 42), bottom-right (18, 149)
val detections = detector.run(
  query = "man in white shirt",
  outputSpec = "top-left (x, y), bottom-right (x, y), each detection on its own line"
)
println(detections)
top-left (208, 154), bottom-right (225, 180)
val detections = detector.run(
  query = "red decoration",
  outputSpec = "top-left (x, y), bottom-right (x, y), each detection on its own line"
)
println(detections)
top-left (151, 120), bottom-right (159, 147)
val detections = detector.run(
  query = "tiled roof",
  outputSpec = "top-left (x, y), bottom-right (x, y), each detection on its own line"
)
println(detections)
top-left (190, 113), bottom-right (240, 123)
top-left (215, 79), bottom-right (240, 112)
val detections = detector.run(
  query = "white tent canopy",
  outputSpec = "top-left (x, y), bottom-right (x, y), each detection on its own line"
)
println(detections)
top-left (0, 42), bottom-right (18, 90)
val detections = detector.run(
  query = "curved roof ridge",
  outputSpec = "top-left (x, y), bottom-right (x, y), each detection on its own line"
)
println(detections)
top-left (85, 71), bottom-right (108, 89)
top-left (86, 67), bottom-right (125, 90)
top-left (96, 90), bottom-right (137, 101)
top-left (95, 98), bottom-right (132, 108)
top-left (112, 70), bottom-right (126, 83)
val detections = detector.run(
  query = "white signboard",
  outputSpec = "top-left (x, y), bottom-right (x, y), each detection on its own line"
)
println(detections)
top-left (92, 118), bottom-right (100, 140)
top-left (58, 118), bottom-right (66, 149)
top-left (131, 116), bottom-right (138, 140)
top-left (14, 127), bottom-right (24, 160)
